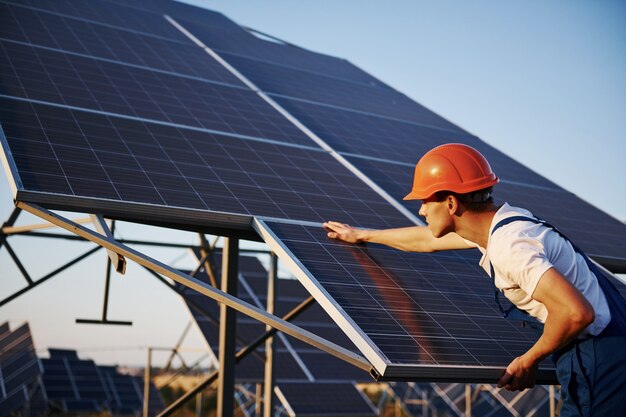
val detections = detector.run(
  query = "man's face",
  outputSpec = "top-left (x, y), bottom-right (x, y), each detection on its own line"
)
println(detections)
top-left (419, 196), bottom-right (454, 238)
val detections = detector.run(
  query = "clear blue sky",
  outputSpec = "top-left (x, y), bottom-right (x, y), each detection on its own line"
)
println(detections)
top-left (1, 0), bottom-right (625, 367)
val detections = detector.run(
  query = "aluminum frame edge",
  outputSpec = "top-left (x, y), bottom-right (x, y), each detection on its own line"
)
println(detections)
top-left (252, 217), bottom-right (389, 377)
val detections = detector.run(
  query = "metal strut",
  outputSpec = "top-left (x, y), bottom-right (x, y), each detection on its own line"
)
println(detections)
top-left (90, 214), bottom-right (126, 274)
top-left (76, 220), bottom-right (132, 326)
top-left (17, 202), bottom-right (372, 370)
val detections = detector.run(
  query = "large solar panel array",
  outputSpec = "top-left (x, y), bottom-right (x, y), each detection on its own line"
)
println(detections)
top-left (2, 0), bottom-right (625, 383)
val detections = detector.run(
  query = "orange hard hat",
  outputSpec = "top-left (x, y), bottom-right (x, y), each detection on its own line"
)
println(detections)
top-left (403, 143), bottom-right (499, 200)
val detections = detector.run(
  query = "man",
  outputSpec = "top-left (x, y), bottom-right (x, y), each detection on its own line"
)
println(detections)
top-left (323, 143), bottom-right (626, 417)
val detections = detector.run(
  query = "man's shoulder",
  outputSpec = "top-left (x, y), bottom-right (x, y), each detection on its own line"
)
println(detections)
top-left (490, 203), bottom-right (537, 236)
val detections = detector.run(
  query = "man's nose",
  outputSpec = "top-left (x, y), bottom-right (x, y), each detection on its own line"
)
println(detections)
top-left (418, 204), bottom-right (426, 217)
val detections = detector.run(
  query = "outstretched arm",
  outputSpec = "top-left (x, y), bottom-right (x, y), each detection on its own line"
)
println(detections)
top-left (323, 221), bottom-right (475, 252)
top-left (497, 267), bottom-right (595, 390)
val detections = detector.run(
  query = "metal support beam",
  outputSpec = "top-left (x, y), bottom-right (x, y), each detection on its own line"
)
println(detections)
top-left (0, 207), bottom-right (21, 250)
top-left (4, 241), bottom-right (33, 284)
top-left (465, 384), bottom-right (472, 417)
top-left (155, 295), bottom-right (315, 417)
top-left (255, 383), bottom-right (262, 417)
top-left (263, 253), bottom-right (276, 417)
top-left (143, 347), bottom-right (152, 417)
top-left (163, 321), bottom-right (193, 372)
top-left (195, 392), bottom-right (202, 417)
top-left (0, 246), bottom-right (102, 308)
top-left (217, 237), bottom-right (238, 417)
top-left (90, 214), bottom-right (126, 274)
top-left (18, 203), bottom-right (371, 368)
top-left (76, 221), bottom-right (132, 326)
top-left (2, 216), bottom-right (92, 235)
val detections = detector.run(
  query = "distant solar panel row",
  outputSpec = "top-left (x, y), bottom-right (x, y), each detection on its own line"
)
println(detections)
top-left (0, 322), bottom-right (43, 417)
top-left (41, 348), bottom-right (162, 415)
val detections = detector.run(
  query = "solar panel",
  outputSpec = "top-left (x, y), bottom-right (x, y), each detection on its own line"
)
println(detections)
top-left (275, 382), bottom-right (377, 417)
top-left (345, 156), bottom-right (626, 261)
top-left (0, 41), bottom-right (310, 146)
top-left (218, 54), bottom-right (463, 132)
top-left (0, 3), bottom-right (240, 85)
top-left (6, 0), bottom-right (188, 42)
top-left (99, 365), bottom-right (163, 416)
top-left (40, 349), bottom-right (163, 415)
top-left (41, 349), bottom-right (108, 412)
top-left (256, 220), bottom-right (555, 381)
top-left (170, 17), bottom-right (387, 88)
top-left (0, 322), bottom-right (42, 417)
top-left (0, 97), bottom-right (407, 230)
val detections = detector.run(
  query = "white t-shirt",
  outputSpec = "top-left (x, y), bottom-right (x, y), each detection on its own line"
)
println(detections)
top-left (473, 203), bottom-right (611, 336)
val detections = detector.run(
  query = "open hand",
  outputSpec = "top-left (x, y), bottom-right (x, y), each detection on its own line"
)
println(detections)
top-left (497, 356), bottom-right (538, 391)
top-left (323, 221), bottom-right (363, 244)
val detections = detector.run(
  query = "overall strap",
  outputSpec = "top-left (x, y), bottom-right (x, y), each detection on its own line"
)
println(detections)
top-left (489, 216), bottom-right (542, 323)
top-left (490, 215), bottom-right (626, 337)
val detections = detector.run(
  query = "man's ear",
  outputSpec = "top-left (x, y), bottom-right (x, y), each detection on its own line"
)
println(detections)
top-left (447, 194), bottom-right (462, 216)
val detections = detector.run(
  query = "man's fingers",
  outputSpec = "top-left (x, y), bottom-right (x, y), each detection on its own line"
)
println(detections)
top-left (497, 371), bottom-right (513, 388)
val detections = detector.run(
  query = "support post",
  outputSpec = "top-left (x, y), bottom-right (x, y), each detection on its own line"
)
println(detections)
top-left (263, 253), bottom-right (277, 417)
top-left (195, 392), bottom-right (202, 417)
top-left (465, 384), bottom-right (471, 417)
top-left (255, 383), bottom-right (262, 417)
top-left (549, 385), bottom-right (555, 417)
top-left (217, 237), bottom-right (238, 417)
top-left (143, 347), bottom-right (152, 417)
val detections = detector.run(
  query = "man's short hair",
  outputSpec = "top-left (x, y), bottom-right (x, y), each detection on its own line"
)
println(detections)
top-left (433, 187), bottom-right (495, 212)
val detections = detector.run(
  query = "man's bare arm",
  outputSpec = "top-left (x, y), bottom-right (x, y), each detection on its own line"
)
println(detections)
top-left (497, 267), bottom-right (595, 390)
top-left (323, 221), bottom-right (475, 252)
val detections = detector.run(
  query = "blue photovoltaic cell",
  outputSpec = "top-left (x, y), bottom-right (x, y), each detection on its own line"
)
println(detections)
top-left (171, 16), bottom-right (389, 88)
top-left (41, 349), bottom-right (162, 414)
top-left (345, 156), bottom-right (626, 261)
top-left (0, 322), bottom-right (41, 416)
top-left (272, 96), bottom-right (562, 190)
top-left (222, 53), bottom-right (465, 133)
top-left (3, 0), bottom-right (187, 42)
top-left (262, 221), bottom-right (552, 372)
top-left (0, 40), bottom-right (310, 146)
top-left (0, 97), bottom-right (407, 229)
top-left (0, 2), bottom-right (242, 85)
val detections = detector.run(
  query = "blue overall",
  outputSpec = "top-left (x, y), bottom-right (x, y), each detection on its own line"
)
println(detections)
top-left (490, 216), bottom-right (626, 417)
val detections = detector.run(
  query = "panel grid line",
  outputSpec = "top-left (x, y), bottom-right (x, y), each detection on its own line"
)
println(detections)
top-left (1, 0), bottom-right (188, 45)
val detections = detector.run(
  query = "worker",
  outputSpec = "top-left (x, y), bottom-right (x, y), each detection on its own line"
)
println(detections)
top-left (323, 143), bottom-right (626, 417)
